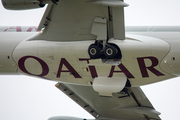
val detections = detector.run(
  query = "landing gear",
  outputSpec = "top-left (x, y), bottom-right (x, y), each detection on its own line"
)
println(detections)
top-left (88, 44), bottom-right (101, 59)
top-left (104, 45), bottom-right (117, 59)
top-left (88, 41), bottom-right (122, 60)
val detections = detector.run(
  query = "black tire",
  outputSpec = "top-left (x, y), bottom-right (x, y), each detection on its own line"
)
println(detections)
top-left (104, 45), bottom-right (117, 59)
top-left (88, 44), bottom-right (100, 59)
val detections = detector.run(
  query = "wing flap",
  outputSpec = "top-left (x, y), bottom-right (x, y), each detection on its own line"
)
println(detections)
top-left (55, 83), bottom-right (161, 120)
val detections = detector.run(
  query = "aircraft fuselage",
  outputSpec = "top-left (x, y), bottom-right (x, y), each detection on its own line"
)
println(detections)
top-left (0, 26), bottom-right (180, 87)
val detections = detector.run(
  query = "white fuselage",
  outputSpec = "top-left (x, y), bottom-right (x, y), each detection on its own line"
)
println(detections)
top-left (0, 26), bottom-right (180, 87)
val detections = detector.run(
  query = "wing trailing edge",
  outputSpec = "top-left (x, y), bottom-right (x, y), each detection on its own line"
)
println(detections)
top-left (55, 83), bottom-right (161, 120)
top-left (29, 0), bottom-right (128, 41)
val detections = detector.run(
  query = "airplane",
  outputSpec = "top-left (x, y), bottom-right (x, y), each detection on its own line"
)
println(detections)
top-left (0, 0), bottom-right (180, 120)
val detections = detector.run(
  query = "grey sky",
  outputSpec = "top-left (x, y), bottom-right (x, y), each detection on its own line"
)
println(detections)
top-left (0, 0), bottom-right (180, 120)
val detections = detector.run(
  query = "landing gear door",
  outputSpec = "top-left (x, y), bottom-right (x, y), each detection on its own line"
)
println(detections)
top-left (112, 7), bottom-right (125, 40)
top-left (91, 17), bottom-right (107, 40)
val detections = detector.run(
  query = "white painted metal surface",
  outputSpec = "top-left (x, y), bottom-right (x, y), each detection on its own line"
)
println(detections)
top-left (93, 76), bottom-right (126, 96)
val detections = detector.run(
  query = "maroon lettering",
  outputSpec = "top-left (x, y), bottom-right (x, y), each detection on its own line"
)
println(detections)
top-left (18, 56), bottom-right (165, 80)
top-left (88, 66), bottom-right (98, 78)
top-left (137, 57), bottom-right (164, 77)
top-left (79, 58), bottom-right (98, 78)
top-left (27, 26), bottom-right (39, 32)
top-left (18, 56), bottom-right (49, 77)
top-left (4, 26), bottom-right (21, 32)
top-left (108, 64), bottom-right (135, 78)
top-left (57, 58), bottom-right (82, 78)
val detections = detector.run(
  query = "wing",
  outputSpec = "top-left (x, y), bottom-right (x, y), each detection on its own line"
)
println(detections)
top-left (30, 0), bottom-right (128, 41)
top-left (56, 83), bottom-right (161, 120)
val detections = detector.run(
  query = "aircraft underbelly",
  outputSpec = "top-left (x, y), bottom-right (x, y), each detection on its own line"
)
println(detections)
top-left (0, 32), bottom-right (38, 74)
top-left (12, 33), bottom-right (175, 86)
top-left (126, 32), bottom-right (180, 77)
top-left (160, 40), bottom-right (180, 76)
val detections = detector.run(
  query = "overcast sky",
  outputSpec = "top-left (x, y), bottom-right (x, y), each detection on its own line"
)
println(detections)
top-left (0, 0), bottom-right (180, 120)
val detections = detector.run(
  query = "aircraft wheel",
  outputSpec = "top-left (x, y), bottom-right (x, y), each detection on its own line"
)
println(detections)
top-left (104, 45), bottom-right (117, 59)
top-left (88, 44), bottom-right (101, 59)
